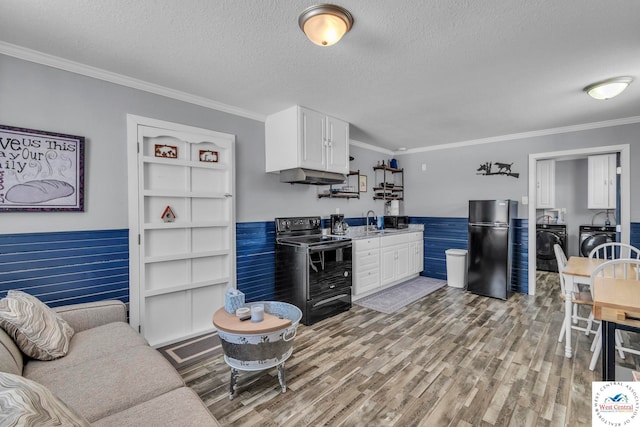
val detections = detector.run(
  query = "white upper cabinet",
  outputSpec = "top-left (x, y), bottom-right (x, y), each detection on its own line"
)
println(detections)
top-left (265, 105), bottom-right (349, 175)
top-left (536, 159), bottom-right (556, 209)
top-left (325, 115), bottom-right (349, 173)
top-left (588, 154), bottom-right (617, 209)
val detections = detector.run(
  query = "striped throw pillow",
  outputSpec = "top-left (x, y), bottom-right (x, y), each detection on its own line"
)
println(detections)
top-left (0, 290), bottom-right (74, 360)
top-left (0, 372), bottom-right (90, 426)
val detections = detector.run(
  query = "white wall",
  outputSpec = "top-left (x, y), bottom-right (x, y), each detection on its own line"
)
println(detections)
top-left (400, 126), bottom-right (639, 221)
top-left (1, 54), bottom-right (637, 236)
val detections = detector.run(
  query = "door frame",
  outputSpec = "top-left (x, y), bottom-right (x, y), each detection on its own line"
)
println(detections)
top-left (126, 114), bottom-right (236, 334)
top-left (527, 144), bottom-right (630, 295)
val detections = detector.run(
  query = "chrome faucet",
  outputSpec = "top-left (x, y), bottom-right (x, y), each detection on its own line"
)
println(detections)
top-left (366, 210), bottom-right (376, 234)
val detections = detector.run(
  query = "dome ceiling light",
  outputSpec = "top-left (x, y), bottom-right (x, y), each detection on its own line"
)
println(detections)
top-left (584, 76), bottom-right (633, 100)
top-left (298, 4), bottom-right (353, 47)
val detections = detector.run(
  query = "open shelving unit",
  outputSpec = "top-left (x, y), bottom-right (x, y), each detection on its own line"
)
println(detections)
top-left (372, 165), bottom-right (404, 201)
top-left (318, 170), bottom-right (361, 199)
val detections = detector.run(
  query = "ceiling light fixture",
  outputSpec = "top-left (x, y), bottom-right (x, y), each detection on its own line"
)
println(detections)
top-left (298, 4), bottom-right (353, 47)
top-left (584, 76), bottom-right (633, 100)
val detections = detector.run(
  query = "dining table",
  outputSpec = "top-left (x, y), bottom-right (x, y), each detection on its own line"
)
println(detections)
top-left (593, 274), bottom-right (640, 380)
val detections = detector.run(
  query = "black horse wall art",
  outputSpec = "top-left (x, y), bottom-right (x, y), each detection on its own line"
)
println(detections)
top-left (476, 161), bottom-right (519, 178)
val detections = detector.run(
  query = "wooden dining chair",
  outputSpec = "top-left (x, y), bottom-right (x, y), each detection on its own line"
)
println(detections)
top-left (588, 242), bottom-right (640, 354)
top-left (589, 242), bottom-right (640, 260)
top-left (554, 244), bottom-right (597, 344)
top-left (588, 258), bottom-right (640, 371)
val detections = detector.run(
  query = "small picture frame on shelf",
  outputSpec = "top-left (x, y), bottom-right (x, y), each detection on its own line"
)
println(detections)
top-left (359, 175), bottom-right (367, 192)
top-left (199, 149), bottom-right (218, 163)
top-left (154, 144), bottom-right (178, 158)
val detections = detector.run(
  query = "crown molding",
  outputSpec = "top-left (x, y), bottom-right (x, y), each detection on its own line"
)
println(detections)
top-left (3, 42), bottom-right (639, 153)
top-left (0, 41), bottom-right (266, 122)
top-left (349, 139), bottom-right (393, 155)
top-left (402, 115), bottom-right (640, 154)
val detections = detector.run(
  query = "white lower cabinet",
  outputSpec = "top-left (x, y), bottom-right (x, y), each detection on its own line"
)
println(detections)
top-left (353, 231), bottom-right (423, 299)
top-left (354, 238), bottom-right (380, 296)
top-left (409, 236), bottom-right (424, 275)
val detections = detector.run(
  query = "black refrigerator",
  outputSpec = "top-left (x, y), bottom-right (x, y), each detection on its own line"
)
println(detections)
top-left (467, 200), bottom-right (518, 300)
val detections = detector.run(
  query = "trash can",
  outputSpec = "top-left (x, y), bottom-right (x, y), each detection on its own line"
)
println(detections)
top-left (445, 249), bottom-right (468, 288)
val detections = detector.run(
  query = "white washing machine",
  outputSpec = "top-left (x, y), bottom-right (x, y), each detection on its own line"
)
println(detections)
top-left (579, 225), bottom-right (617, 257)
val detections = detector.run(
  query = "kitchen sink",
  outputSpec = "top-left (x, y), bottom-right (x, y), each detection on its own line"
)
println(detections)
top-left (365, 229), bottom-right (403, 235)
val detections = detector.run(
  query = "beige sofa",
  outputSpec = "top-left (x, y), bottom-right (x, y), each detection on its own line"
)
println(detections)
top-left (0, 300), bottom-right (220, 426)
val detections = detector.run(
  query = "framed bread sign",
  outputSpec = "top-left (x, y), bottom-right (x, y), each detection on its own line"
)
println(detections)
top-left (0, 125), bottom-right (85, 211)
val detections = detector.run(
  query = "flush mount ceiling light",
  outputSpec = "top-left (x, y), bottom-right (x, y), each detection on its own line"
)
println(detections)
top-left (584, 76), bottom-right (633, 100)
top-left (299, 4), bottom-right (353, 46)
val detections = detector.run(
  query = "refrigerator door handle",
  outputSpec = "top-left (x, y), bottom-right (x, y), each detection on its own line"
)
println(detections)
top-left (470, 223), bottom-right (509, 228)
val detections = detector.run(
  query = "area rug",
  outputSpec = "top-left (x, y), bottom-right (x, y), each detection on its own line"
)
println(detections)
top-left (354, 276), bottom-right (448, 314)
top-left (157, 332), bottom-right (223, 369)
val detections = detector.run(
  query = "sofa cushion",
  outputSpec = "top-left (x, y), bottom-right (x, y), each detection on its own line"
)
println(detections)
top-left (92, 387), bottom-right (221, 427)
top-left (27, 345), bottom-right (185, 422)
top-left (0, 372), bottom-right (90, 427)
top-left (24, 322), bottom-right (147, 378)
top-left (0, 327), bottom-right (23, 375)
top-left (0, 290), bottom-right (74, 360)
top-left (54, 300), bottom-right (127, 332)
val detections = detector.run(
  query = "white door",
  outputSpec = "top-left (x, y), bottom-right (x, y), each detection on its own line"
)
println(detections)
top-left (380, 246), bottom-right (396, 286)
top-left (536, 159), bottom-right (555, 209)
top-left (326, 116), bottom-right (350, 174)
top-left (409, 240), bottom-right (423, 275)
top-left (127, 115), bottom-right (235, 347)
top-left (588, 154), bottom-right (616, 209)
top-left (396, 244), bottom-right (410, 280)
top-left (299, 107), bottom-right (326, 171)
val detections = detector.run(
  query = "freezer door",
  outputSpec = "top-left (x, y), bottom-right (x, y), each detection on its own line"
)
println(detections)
top-left (468, 200), bottom-right (513, 225)
top-left (467, 223), bottom-right (510, 300)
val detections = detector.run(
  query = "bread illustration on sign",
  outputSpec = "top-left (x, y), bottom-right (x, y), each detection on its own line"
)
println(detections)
top-left (5, 180), bottom-right (75, 204)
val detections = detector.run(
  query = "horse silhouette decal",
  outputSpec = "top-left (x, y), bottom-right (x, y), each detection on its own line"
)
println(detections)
top-left (477, 161), bottom-right (519, 178)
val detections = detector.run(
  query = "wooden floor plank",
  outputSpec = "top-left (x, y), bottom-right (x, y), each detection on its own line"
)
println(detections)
top-left (179, 272), bottom-right (640, 426)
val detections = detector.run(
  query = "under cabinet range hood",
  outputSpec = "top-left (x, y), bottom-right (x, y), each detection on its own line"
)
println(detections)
top-left (279, 168), bottom-right (346, 185)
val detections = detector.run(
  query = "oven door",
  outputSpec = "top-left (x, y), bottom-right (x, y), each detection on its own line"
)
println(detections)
top-left (306, 292), bottom-right (352, 325)
top-left (306, 241), bottom-right (352, 299)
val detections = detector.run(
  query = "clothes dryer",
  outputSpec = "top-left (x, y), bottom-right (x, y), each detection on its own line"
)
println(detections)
top-left (579, 225), bottom-right (617, 257)
top-left (536, 224), bottom-right (567, 272)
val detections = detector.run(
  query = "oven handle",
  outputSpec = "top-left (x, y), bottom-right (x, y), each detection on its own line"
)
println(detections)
top-left (309, 241), bottom-right (352, 252)
top-left (312, 294), bottom-right (349, 308)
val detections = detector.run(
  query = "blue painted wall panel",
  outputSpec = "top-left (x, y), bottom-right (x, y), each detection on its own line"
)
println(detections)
top-left (236, 221), bottom-right (275, 302)
top-left (410, 217), bottom-right (529, 293)
top-left (2, 221), bottom-right (639, 308)
top-left (632, 222), bottom-right (640, 250)
top-left (0, 229), bottom-right (129, 307)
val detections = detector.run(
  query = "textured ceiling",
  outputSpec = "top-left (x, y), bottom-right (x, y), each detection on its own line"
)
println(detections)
top-left (1, 0), bottom-right (639, 151)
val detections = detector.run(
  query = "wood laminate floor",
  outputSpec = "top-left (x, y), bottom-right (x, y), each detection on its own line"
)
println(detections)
top-left (179, 273), bottom-right (640, 426)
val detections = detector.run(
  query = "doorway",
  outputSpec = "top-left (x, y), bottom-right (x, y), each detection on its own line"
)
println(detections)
top-left (527, 144), bottom-right (630, 295)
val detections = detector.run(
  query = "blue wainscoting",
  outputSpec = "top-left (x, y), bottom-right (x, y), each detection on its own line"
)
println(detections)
top-left (632, 222), bottom-right (640, 250)
top-left (0, 229), bottom-right (129, 307)
top-left (410, 217), bottom-right (467, 280)
top-left (409, 217), bottom-right (529, 294)
top-left (1, 221), bottom-right (638, 307)
top-left (511, 219), bottom-right (529, 294)
top-left (236, 221), bottom-right (276, 302)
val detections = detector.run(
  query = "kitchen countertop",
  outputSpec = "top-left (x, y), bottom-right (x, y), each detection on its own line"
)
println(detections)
top-left (335, 224), bottom-right (424, 240)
